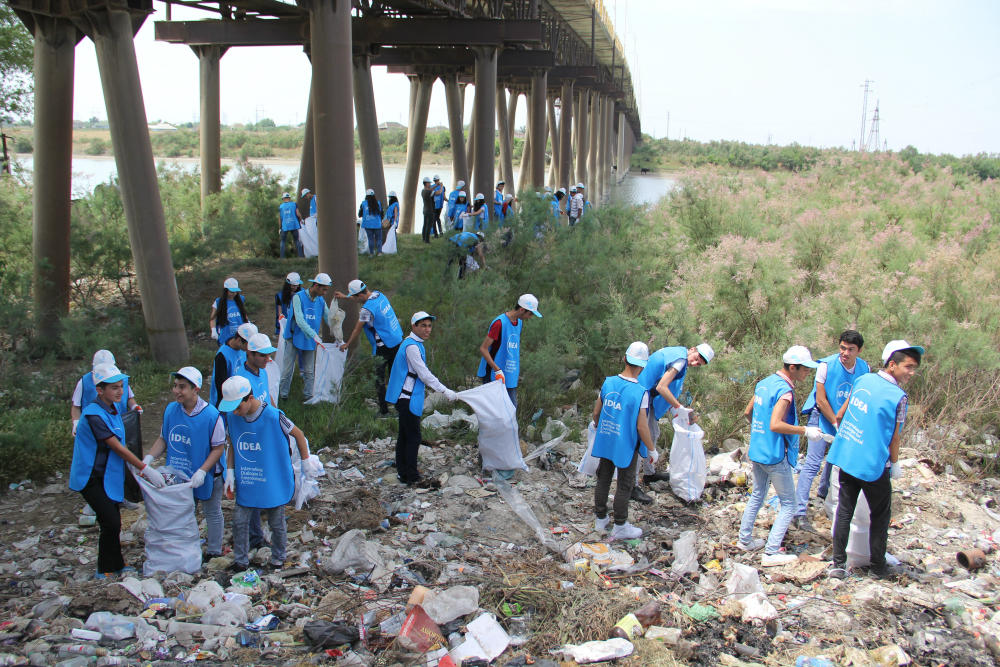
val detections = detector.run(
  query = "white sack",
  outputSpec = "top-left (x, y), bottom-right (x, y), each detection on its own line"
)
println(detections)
top-left (265, 359), bottom-right (280, 408)
top-left (456, 381), bottom-right (526, 472)
top-left (578, 422), bottom-right (601, 476)
top-left (669, 417), bottom-right (707, 502)
top-left (300, 215), bottom-right (319, 258)
top-left (825, 466), bottom-right (901, 568)
top-left (304, 344), bottom-right (347, 405)
top-left (381, 226), bottom-right (398, 254)
top-left (273, 318), bottom-right (288, 402)
top-left (357, 225), bottom-right (368, 254)
top-left (293, 452), bottom-right (323, 510)
top-left (133, 466), bottom-right (201, 576)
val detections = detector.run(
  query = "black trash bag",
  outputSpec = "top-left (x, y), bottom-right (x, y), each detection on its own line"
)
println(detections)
top-left (303, 620), bottom-right (360, 648)
top-left (122, 409), bottom-right (144, 503)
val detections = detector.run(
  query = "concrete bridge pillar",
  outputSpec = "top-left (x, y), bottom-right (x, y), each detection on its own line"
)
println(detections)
top-left (574, 88), bottom-right (588, 188)
top-left (192, 45), bottom-right (226, 212)
top-left (597, 95), bottom-right (609, 202)
top-left (617, 109), bottom-right (626, 184)
top-left (352, 53), bottom-right (387, 208)
top-left (496, 83), bottom-right (515, 197)
top-left (401, 73), bottom-right (434, 234)
top-left (443, 72), bottom-right (468, 189)
top-left (546, 93), bottom-right (558, 189)
top-left (528, 70), bottom-right (547, 188)
top-left (507, 86), bottom-right (519, 142)
top-left (472, 46), bottom-right (497, 218)
top-left (297, 78), bottom-right (315, 216)
top-left (587, 92), bottom-right (600, 203)
top-left (557, 80), bottom-right (573, 192)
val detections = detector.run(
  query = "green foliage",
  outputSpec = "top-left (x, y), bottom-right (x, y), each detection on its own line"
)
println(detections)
top-left (14, 135), bottom-right (31, 153)
top-left (633, 137), bottom-right (821, 173)
top-left (84, 138), bottom-right (108, 155)
top-left (0, 5), bottom-right (33, 117)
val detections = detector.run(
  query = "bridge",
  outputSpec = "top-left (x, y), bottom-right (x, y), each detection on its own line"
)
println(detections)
top-left (8, 0), bottom-right (641, 363)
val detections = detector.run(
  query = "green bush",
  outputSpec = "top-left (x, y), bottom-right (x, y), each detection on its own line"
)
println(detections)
top-left (14, 136), bottom-right (32, 153)
top-left (84, 138), bottom-right (108, 155)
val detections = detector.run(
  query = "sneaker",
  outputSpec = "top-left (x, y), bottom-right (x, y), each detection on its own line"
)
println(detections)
top-left (869, 563), bottom-right (905, 580)
top-left (82, 504), bottom-right (96, 516)
top-left (643, 472), bottom-right (670, 484)
top-left (228, 561), bottom-right (251, 573)
top-left (827, 565), bottom-right (847, 579)
top-left (116, 566), bottom-right (137, 576)
top-left (737, 538), bottom-right (766, 552)
top-left (761, 553), bottom-right (798, 567)
top-left (92, 572), bottom-right (108, 580)
top-left (249, 538), bottom-right (271, 550)
top-left (269, 560), bottom-right (285, 571)
top-left (609, 522), bottom-right (643, 540)
top-left (796, 517), bottom-right (818, 534)
top-left (595, 515), bottom-right (610, 532)
top-left (630, 487), bottom-right (654, 505)
top-left (120, 500), bottom-right (140, 510)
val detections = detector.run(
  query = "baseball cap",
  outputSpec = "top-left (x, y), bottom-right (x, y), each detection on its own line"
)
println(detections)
top-left (247, 333), bottom-right (277, 354)
top-left (282, 192), bottom-right (291, 198)
top-left (422, 176), bottom-right (431, 183)
top-left (696, 343), bottom-right (715, 364)
top-left (433, 174), bottom-right (440, 180)
top-left (388, 190), bottom-right (397, 197)
top-left (223, 277), bottom-right (241, 292)
top-left (301, 188), bottom-right (311, 196)
top-left (497, 180), bottom-right (505, 186)
top-left (236, 322), bottom-right (258, 341)
top-left (347, 279), bottom-right (366, 296)
top-left (458, 191), bottom-right (467, 198)
top-left (557, 187), bottom-right (567, 195)
top-left (411, 311), bottom-right (436, 325)
top-left (92, 349), bottom-right (115, 369)
top-left (365, 188), bottom-right (375, 196)
top-left (569, 186), bottom-right (577, 192)
top-left (286, 272), bottom-right (302, 285)
top-left (475, 232), bottom-right (485, 241)
top-left (457, 180), bottom-right (466, 188)
top-left (475, 193), bottom-right (485, 201)
top-left (172, 366), bottom-right (203, 388)
top-left (881, 339), bottom-right (925, 363)
top-left (576, 183), bottom-right (585, 190)
top-left (93, 364), bottom-right (127, 385)
top-left (218, 376), bottom-right (252, 412)
top-left (782, 345), bottom-right (819, 368)
top-left (310, 273), bottom-right (332, 286)
top-left (504, 194), bottom-right (514, 201)
top-left (625, 341), bottom-right (649, 367)
top-left (517, 293), bottom-right (542, 318)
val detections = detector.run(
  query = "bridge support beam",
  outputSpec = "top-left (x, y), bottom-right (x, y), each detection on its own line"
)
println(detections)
top-left (574, 88), bottom-right (588, 188)
top-left (472, 46), bottom-right (497, 219)
top-left (587, 92), bottom-right (600, 203)
top-left (31, 17), bottom-right (77, 348)
top-left (598, 95), bottom-right (610, 202)
top-left (297, 79), bottom-right (315, 215)
top-left (193, 45), bottom-right (226, 212)
top-left (527, 70), bottom-right (547, 188)
top-left (617, 110), bottom-right (626, 184)
top-left (507, 87), bottom-right (518, 143)
top-left (353, 53), bottom-right (386, 207)
top-left (546, 94), bottom-right (557, 188)
top-left (91, 8), bottom-right (188, 362)
top-left (401, 73), bottom-right (433, 234)
top-left (557, 80), bottom-right (573, 191)
top-left (465, 108), bottom-right (476, 183)
top-left (444, 72), bottom-right (468, 188)
top-left (496, 84), bottom-right (514, 197)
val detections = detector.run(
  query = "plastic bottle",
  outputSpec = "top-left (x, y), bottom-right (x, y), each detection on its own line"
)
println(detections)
top-left (609, 613), bottom-right (643, 640)
top-left (59, 645), bottom-right (108, 657)
top-left (84, 612), bottom-right (135, 641)
top-left (55, 657), bottom-right (94, 667)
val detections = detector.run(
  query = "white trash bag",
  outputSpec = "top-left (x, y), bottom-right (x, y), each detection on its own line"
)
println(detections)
top-left (133, 466), bottom-right (201, 576)
top-left (304, 344), bottom-right (347, 405)
top-left (578, 422), bottom-right (601, 476)
top-left (669, 416), bottom-right (707, 502)
top-left (300, 215), bottom-right (319, 258)
top-left (456, 381), bottom-right (527, 472)
top-left (825, 466), bottom-right (901, 568)
top-left (265, 359), bottom-right (280, 408)
top-left (357, 225), bottom-right (368, 254)
top-left (381, 225), bottom-right (398, 254)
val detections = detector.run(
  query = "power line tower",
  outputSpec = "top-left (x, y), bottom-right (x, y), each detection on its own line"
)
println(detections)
top-left (865, 101), bottom-right (881, 152)
top-left (858, 79), bottom-right (873, 152)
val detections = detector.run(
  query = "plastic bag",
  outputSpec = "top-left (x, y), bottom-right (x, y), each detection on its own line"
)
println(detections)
top-left (825, 466), bottom-right (901, 568)
top-left (133, 466), bottom-right (202, 576)
top-left (670, 530), bottom-right (698, 577)
top-left (357, 225), bottom-right (368, 254)
top-left (293, 453), bottom-right (323, 510)
top-left (669, 417), bottom-right (706, 502)
top-left (121, 409), bottom-right (144, 503)
top-left (265, 359), bottom-right (280, 408)
top-left (382, 226), bottom-right (398, 254)
top-left (299, 215), bottom-right (319, 258)
top-left (494, 476), bottom-right (561, 554)
top-left (725, 563), bottom-right (765, 599)
top-left (578, 422), bottom-right (601, 476)
top-left (455, 381), bottom-right (526, 472)
top-left (421, 585), bottom-right (480, 624)
top-left (303, 344), bottom-right (347, 405)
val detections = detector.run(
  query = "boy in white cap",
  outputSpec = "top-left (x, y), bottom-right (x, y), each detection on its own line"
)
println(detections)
top-left (493, 180), bottom-right (506, 220)
top-left (738, 345), bottom-right (824, 565)
top-left (591, 342), bottom-right (656, 540)
top-left (570, 184), bottom-right (585, 224)
top-left (385, 312), bottom-right (459, 486)
top-left (476, 294), bottom-right (542, 409)
top-left (826, 340), bottom-right (923, 579)
top-left (447, 231), bottom-right (487, 279)
top-left (219, 376), bottom-right (316, 571)
top-left (432, 175), bottom-right (446, 236)
top-left (237, 333), bottom-right (278, 408)
top-left (301, 188), bottom-right (316, 218)
top-left (71, 349), bottom-right (139, 436)
top-left (143, 367), bottom-right (227, 560)
top-left (280, 273), bottom-right (342, 402)
top-left (211, 322), bottom-right (257, 408)
top-left (279, 192), bottom-right (303, 258)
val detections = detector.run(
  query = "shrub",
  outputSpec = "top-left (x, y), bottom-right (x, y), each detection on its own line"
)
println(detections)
top-left (14, 136), bottom-right (32, 153)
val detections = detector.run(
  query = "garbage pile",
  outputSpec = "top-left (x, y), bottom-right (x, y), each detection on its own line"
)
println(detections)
top-left (1, 409), bottom-right (999, 666)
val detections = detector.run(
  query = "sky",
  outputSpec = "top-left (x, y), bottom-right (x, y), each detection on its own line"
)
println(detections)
top-left (67, 0), bottom-right (1000, 156)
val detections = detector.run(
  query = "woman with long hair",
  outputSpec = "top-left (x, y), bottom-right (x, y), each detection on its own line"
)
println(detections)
top-left (449, 191), bottom-right (469, 230)
top-left (274, 272), bottom-right (303, 336)
top-left (358, 189), bottom-right (384, 257)
top-left (209, 277), bottom-right (249, 346)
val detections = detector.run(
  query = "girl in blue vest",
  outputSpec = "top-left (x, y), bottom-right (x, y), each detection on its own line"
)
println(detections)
top-left (143, 367), bottom-right (227, 559)
top-left (469, 194), bottom-right (488, 231)
top-left (358, 189), bottom-right (384, 257)
top-left (432, 175), bottom-right (446, 236)
top-left (476, 294), bottom-right (542, 408)
top-left (209, 277), bottom-right (248, 346)
top-left (385, 312), bottom-right (458, 486)
top-left (69, 364), bottom-right (165, 578)
top-left (447, 181), bottom-right (465, 220)
top-left (794, 330), bottom-right (869, 531)
top-left (449, 191), bottom-right (469, 230)
top-left (826, 340), bottom-right (921, 579)
top-left (493, 181), bottom-right (505, 219)
top-left (71, 349), bottom-right (139, 436)
top-left (552, 189), bottom-right (566, 221)
top-left (280, 273), bottom-right (337, 402)
top-left (219, 376), bottom-right (316, 571)
top-left (279, 192), bottom-right (303, 258)
top-left (274, 272), bottom-right (303, 336)
top-left (590, 342), bottom-right (655, 541)
top-left (738, 346), bottom-right (824, 563)
top-left (210, 322), bottom-right (256, 407)
top-left (383, 191), bottom-right (400, 249)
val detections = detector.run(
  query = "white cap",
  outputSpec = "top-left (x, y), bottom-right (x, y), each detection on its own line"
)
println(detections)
top-left (92, 349), bottom-right (115, 370)
top-left (576, 183), bottom-right (585, 190)
top-left (301, 188), bottom-right (311, 196)
top-left (569, 185), bottom-right (577, 192)
top-left (223, 277), bottom-right (241, 292)
top-left (433, 174), bottom-right (440, 180)
top-left (172, 366), bottom-right (202, 388)
top-left (218, 376), bottom-right (252, 412)
top-left (411, 311), bottom-right (436, 325)
top-left (286, 272), bottom-right (302, 285)
top-left (475, 193), bottom-right (485, 201)
top-left (557, 187), bottom-right (567, 195)
top-left (517, 293), bottom-right (542, 318)
top-left (236, 322), bottom-right (258, 341)
top-left (93, 364), bottom-right (127, 385)
top-left (497, 180), bottom-right (505, 186)
top-left (310, 273), bottom-right (332, 286)
top-left (625, 341), bottom-right (649, 367)
top-left (458, 191), bottom-right (467, 198)
top-left (282, 192), bottom-right (291, 198)
top-left (247, 333), bottom-right (277, 354)
top-left (347, 279), bottom-right (366, 296)
top-left (504, 194), bottom-right (514, 201)
top-left (388, 190), bottom-right (397, 197)
top-left (422, 176), bottom-right (431, 183)
top-left (457, 180), bottom-right (466, 188)
top-left (696, 343), bottom-right (715, 364)
top-left (881, 339), bottom-right (925, 363)
top-left (782, 345), bottom-right (819, 368)
top-left (365, 188), bottom-right (375, 196)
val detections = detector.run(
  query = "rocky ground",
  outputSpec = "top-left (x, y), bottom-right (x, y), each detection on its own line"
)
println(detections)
top-left (1, 401), bottom-right (999, 666)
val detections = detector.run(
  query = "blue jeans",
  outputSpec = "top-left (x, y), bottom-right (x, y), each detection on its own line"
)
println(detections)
top-left (280, 229), bottom-right (302, 258)
top-left (232, 504), bottom-right (287, 567)
top-left (739, 459), bottom-right (796, 554)
top-left (197, 475), bottom-right (224, 555)
top-left (278, 337), bottom-right (315, 400)
top-left (795, 433), bottom-right (833, 516)
top-left (365, 227), bottom-right (382, 256)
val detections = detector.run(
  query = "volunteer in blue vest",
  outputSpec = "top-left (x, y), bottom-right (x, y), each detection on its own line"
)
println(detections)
top-left (279, 273), bottom-right (337, 402)
top-left (301, 188), bottom-right (317, 218)
top-left (448, 231), bottom-right (486, 280)
top-left (274, 272), bottom-right (303, 336)
top-left (794, 330), bottom-right (869, 532)
top-left (826, 340), bottom-right (921, 580)
top-left (552, 188), bottom-right (567, 221)
top-left (358, 189), bottom-right (384, 257)
top-left (633, 343), bottom-right (714, 504)
top-left (432, 175), bottom-right (446, 236)
top-left (449, 191), bottom-right (469, 230)
top-left (142, 367), bottom-right (226, 560)
top-left (384, 191), bottom-right (400, 246)
top-left (591, 342), bottom-right (656, 541)
top-left (211, 322), bottom-right (257, 408)
top-left (447, 180), bottom-right (466, 220)
top-left (385, 312), bottom-right (459, 486)
top-left (209, 277), bottom-right (249, 346)
top-left (493, 180), bottom-right (506, 220)
top-left (738, 345), bottom-right (824, 566)
top-left (278, 192), bottom-right (303, 258)
top-left (477, 294), bottom-right (542, 408)
top-left (336, 279), bottom-right (404, 415)
top-left (468, 193), bottom-right (488, 231)
top-left (219, 376), bottom-right (316, 571)
top-left (71, 349), bottom-right (139, 436)
top-left (236, 333), bottom-right (278, 408)
top-left (421, 176), bottom-right (436, 243)
top-left (70, 364), bottom-right (165, 579)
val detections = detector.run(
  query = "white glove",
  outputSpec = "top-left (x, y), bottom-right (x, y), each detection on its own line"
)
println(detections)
top-left (224, 469), bottom-right (235, 496)
top-left (821, 432), bottom-right (836, 444)
top-left (648, 448), bottom-right (660, 464)
top-left (211, 329), bottom-right (219, 341)
top-left (589, 420), bottom-right (596, 431)
top-left (493, 370), bottom-right (506, 385)
top-left (141, 454), bottom-right (154, 467)
top-left (313, 335), bottom-right (323, 345)
top-left (444, 389), bottom-right (458, 402)
top-left (304, 458), bottom-right (322, 475)
top-left (804, 426), bottom-right (823, 441)
top-left (890, 462), bottom-right (902, 480)
top-left (189, 469), bottom-right (207, 488)
top-left (140, 465), bottom-right (165, 489)
top-left (133, 404), bottom-right (143, 415)
top-left (72, 420), bottom-right (79, 436)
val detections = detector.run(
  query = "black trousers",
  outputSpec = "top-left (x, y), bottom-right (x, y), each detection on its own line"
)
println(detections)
top-left (594, 448), bottom-right (640, 526)
top-left (421, 210), bottom-right (436, 243)
top-left (395, 399), bottom-right (422, 483)
top-left (80, 476), bottom-right (125, 573)
top-left (434, 207), bottom-right (443, 235)
top-left (832, 468), bottom-right (892, 569)
top-left (375, 345), bottom-right (399, 414)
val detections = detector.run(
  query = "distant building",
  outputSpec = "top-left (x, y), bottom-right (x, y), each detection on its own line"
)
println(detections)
top-left (148, 122), bottom-right (177, 132)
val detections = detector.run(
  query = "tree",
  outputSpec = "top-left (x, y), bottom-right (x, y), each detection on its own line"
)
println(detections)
top-left (0, 5), bottom-right (33, 118)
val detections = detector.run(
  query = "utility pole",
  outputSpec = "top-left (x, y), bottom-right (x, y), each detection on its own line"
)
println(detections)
top-left (859, 79), bottom-right (873, 152)
top-left (865, 101), bottom-right (881, 152)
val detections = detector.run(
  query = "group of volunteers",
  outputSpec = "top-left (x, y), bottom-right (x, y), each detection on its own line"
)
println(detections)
top-left (545, 182), bottom-right (591, 225)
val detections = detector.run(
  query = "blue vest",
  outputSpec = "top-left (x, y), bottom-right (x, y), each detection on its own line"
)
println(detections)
top-left (386, 337), bottom-right (426, 416)
top-left (591, 376), bottom-right (648, 468)
top-left (748, 373), bottom-right (798, 466)
top-left (214, 297), bottom-right (245, 347)
top-left (226, 405), bottom-right (294, 509)
top-left (471, 206), bottom-right (487, 231)
top-left (493, 190), bottom-right (504, 218)
top-left (386, 201), bottom-right (399, 226)
top-left (69, 401), bottom-right (126, 502)
top-left (236, 362), bottom-right (271, 407)
top-left (80, 372), bottom-right (130, 415)
top-left (447, 190), bottom-right (460, 218)
top-left (551, 199), bottom-right (562, 219)
top-left (209, 344), bottom-right (246, 406)
top-left (802, 354), bottom-right (871, 433)
top-left (161, 401), bottom-right (220, 501)
top-left (360, 200), bottom-right (382, 229)
top-left (360, 291), bottom-right (403, 355)
top-left (279, 200), bottom-right (300, 231)
top-left (274, 291), bottom-right (295, 336)
top-left (476, 314), bottom-right (523, 388)
top-left (827, 373), bottom-right (905, 482)
top-left (309, 195), bottom-right (317, 217)
top-left (449, 231), bottom-right (479, 254)
top-left (288, 289), bottom-right (326, 351)
top-left (432, 184), bottom-right (446, 208)
top-left (636, 346), bottom-right (689, 419)
top-left (450, 202), bottom-right (468, 228)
